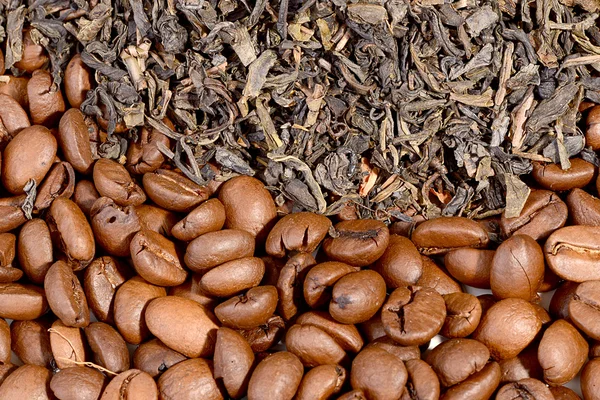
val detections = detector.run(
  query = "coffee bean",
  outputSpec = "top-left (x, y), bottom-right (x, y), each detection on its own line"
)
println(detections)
top-left (133, 338), bottom-right (187, 378)
top-left (549, 386), bottom-right (584, 400)
top-left (135, 204), bottom-right (178, 236)
top-left (0, 319), bottom-right (9, 365)
top-left (10, 319), bottom-right (53, 368)
top-left (85, 322), bottom-right (130, 374)
top-left (277, 253), bottom-right (316, 321)
top-left (0, 93), bottom-right (30, 137)
top-left (545, 225), bottom-right (600, 281)
top-left (0, 365), bottom-right (52, 399)
top-left (83, 257), bottom-right (131, 323)
top-left (0, 196), bottom-right (28, 234)
top-left (14, 29), bottom-right (48, 72)
top-left (49, 320), bottom-right (86, 369)
top-left (214, 285), bottom-right (278, 329)
top-left (441, 361), bottom-right (501, 400)
top-left (126, 125), bottom-right (170, 175)
top-left (57, 109), bottom-right (95, 174)
top-left (303, 261), bottom-right (358, 309)
top-left (27, 69), bottom-right (66, 127)
top-left (184, 229), bottom-right (255, 272)
top-left (297, 311), bottom-right (364, 353)
top-left (171, 198), bottom-right (226, 241)
top-left (402, 359), bottom-right (439, 400)
top-left (441, 292), bottom-right (482, 338)
top-left (100, 369), bottom-right (158, 400)
top-left (532, 159), bottom-right (596, 191)
top-left (426, 338), bottom-right (490, 387)
top-left (247, 351), bottom-right (303, 400)
top-left (381, 286), bottom-right (446, 346)
top-left (168, 275), bottom-right (218, 310)
top-left (411, 216), bottom-right (489, 255)
top-left (582, 359), bottom-right (600, 400)
top-left (214, 327), bottom-right (254, 399)
top-left (157, 358), bottom-right (223, 400)
top-left (237, 315), bottom-right (285, 353)
top-left (91, 197), bottom-right (141, 257)
top-left (496, 378), bottom-right (554, 400)
top-left (64, 54), bottom-right (92, 109)
top-left (93, 158), bottom-right (146, 207)
top-left (337, 390), bottom-right (367, 400)
top-left (538, 319), bottom-right (588, 385)
top-left (498, 344), bottom-right (543, 383)
top-left (266, 212), bottom-right (332, 257)
top-left (365, 337), bottom-right (420, 362)
top-left (549, 281), bottom-right (579, 321)
top-left (130, 230), bottom-right (187, 286)
top-left (73, 180), bottom-right (100, 215)
top-left (358, 312), bottom-right (387, 343)
top-left (444, 248), bottom-right (494, 289)
top-left (44, 260), bottom-right (89, 328)
top-left (199, 257), bottom-right (264, 298)
top-left (34, 161), bottom-right (76, 212)
top-left (286, 324), bottom-right (348, 367)
top-left (417, 255), bottom-right (463, 295)
top-left (296, 364), bottom-right (346, 400)
top-left (0, 283), bottom-right (48, 320)
top-left (329, 270), bottom-right (386, 324)
top-left (0, 76), bottom-right (29, 110)
top-left (351, 347), bottom-right (407, 400)
top-left (373, 234), bottom-right (422, 288)
top-left (143, 169), bottom-right (209, 212)
top-left (50, 366), bottom-right (106, 400)
top-left (322, 219), bottom-right (389, 267)
top-left (0, 233), bottom-right (21, 283)
top-left (569, 280), bottom-right (600, 340)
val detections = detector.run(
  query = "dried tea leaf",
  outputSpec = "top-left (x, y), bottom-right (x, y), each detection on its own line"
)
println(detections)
top-left (465, 5), bottom-right (498, 37)
top-left (22, 179), bottom-right (36, 220)
top-left (347, 4), bottom-right (388, 25)
top-left (503, 173), bottom-right (530, 218)
top-left (4, 5), bottom-right (26, 70)
top-left (525, 83), bottom-right (579, 133)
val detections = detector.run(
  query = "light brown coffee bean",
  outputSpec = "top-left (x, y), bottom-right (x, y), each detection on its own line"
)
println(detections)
top-left (549, 386), bottom-right (584, 400)
top-left (498, 344), bottom-right (543, 383)
top-left (365, 336), bottom-right (420, 362)
top-left (402, 359), bottom-right (440, 400)
top-left (33, 161), bottom-right (76, 213)
top-left (184, 229), bottom-right (255, 272)
top-left (44, 260), bottom-right (89, 328)
top-left (0, 196), bottom-right (28, 233)
top-left (545, 226), bottom-right (600, 282)
top-left (532, 158), bottom-right (595, 191)
top-left (50, 366), bottom-right (106, 400)
top-left (373, 234), bottom-right (423, 288)
top-left (426, 338), bottom-right (490, 387)
top-left (296, 364), bottom-right (346, 400)
top-left (444, 248), bottom-right (494, 289)
top-left (441, 361), bottom-right (501, 400)
top-left (549, 281), bottom-right (579, 321)
top-left (496, 378), bottom-right (554, 400)
top-left (91, 197), bottom-right (141, 257)
top-left (247, 352), bottom-right (303, 400)
top-left (351, 347), bottom-right (407, 400)
top-left (135, 204), bottom-right (178, 236)
top-left (0, 319), bottom-right (9, 365)
top-left (64, 54), bottom-right (93, 109)
top-left (416, 256), bottom-right (462, 295)
top-left (199, 257), bottom-right (264, 298)
top-left (569, 280), bottom-right (600, 340)
top-left (582, 359), bottom-right (600, 400)
top-left (49, 320), bottom-right (86, 369)
top-left (297, 311), bottom-right (364, 353)
top-left (11, 318), bottom-right (53, 368)
top-left (0, 283), bottom-right (48, 320)
top-left (100, 369), bottom-right (158, 400)
top-left (412, 216), bottom-right (489, 255)
top-left (27, 69), bottom-right (66, 127)
top-left (286, 324), bottom-right (348, 367)
top-left (322, 219), bottom-right (390, 267)
top-left (214, 327), bottom-right (254, 399)
top-left (57, 109), bottom-right (95, 174)
top-left (168, 275), bottom-right (218, 310)
top-left (0, 365), bottom-right (52, 399)
top-left (277, 253), bottom-right (316, 321)
top-left (0, 233), bottom-right (21, 283)
top-left (73, 180), bottom-right (100, 216)
top-left (133, 338), bottom-right (187, 378)
top-left (126, 125), bottom-right (171, 175)
top-left (84, 257), bottom-right (131, 324)
top-left (14, 29), bottom-right (48, 71)
top-left (237, 315), bottom-right (286, 353)
top-left (214, 286), bottom-right (278, 329)
top-left (303, 261), bottom-right (358, 309)
top-left (0, 93), bottom-right (30, 137)
top-left (130, 230), bottom-right (187, 286)
top-left (85, 322), bottom-right (130, 374)
top-left (93, 158), bottom-right (146, 207)
top-left (266, 212), bottom-right (332, 257)
top-left (143, 169), bottom-right (210, 212)
top-left (329, 270), bottom-right (387, 324)
top-left (171, 198), bottom-right (226, 241)
top-left (441, 292), bottom-right (482, 338)
top-left (157, 358), bottom-right (223, 400)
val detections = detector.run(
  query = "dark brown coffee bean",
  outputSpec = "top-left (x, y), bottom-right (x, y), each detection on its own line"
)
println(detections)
top-left (297, 311), bottom-right (364, 353)
top-left (500, 189), bottom-right (568, 240)
top-left (491, 234), bottom-right (545, 301)
top-left (277, 253), bottom-right (316, 321)
top-left (303, 261), bottom-right (358, 309)
top-left (44, 260), bottom-right (89, 328)
top-left (57, 109), bottom-right (95, 174)
top-left (126, 125), bottom-right (170, 175)
top-left (365, 336), bottom-right (420, 362)
top-left (247, 351), bottom-right (303, 400)
top-left (441, 361), bottom-right (501, 400)
top-left (157, 358), bottom-right (223, 400)
top-left (133, 338), bottom-right (187, 378)
top-left (0, 283), bottom-right (48, 320)
top-left (47, 197), bottom-right (95, 270)
top-left (64, 54), bottom-right (93, 109)
top-left (100, 369), bottom-right (158, 400)
top-left (566, 188), bottom-right (600, 226)
top-left (401, 359), bottom-right (439, 400)
top-left (426, 338), bottom-right (489, 387)
top-left (532, 159), bottom-right (595, 191)
top-left (549, 281), bottom-right (579, 321)
top-left (130, 230), bottom-right (187, 286)
top-left (286, 324), bottom-right (348, 367)
top-left (27, 69), bottom-right (66, 127)
top-left (199, 257), bottom-right (264, 298)
top-left (372, 235), bottom-right (422, 288)
top-left (73, 180), bottom-right (100, 216)
top-left (33, 161), bottom-right (76, 213)
top-left (184, 229), bottom-right (255, 272)
top-left (441, 292), bottom-right (482, 338)
top-left (322, 219), bottom-right (389, 267)
top-left (2, 125), bottom-right (57, 194)
top-left (14, 29), bottom-right (48, 72)
top-left (85, 322), bottom-right (130, 374)
top-left (214, 327), bottom-right (254, 399)
top-left (538, 319), bottom-right (587, 386)
top-left (473, 298), bottom-right (542, 360)
top-left (49, 320), bottom-right (86, 369)
top-left (549, 386), bottom-right (583, 400)
top-left (50, 366), bottom-right (106, 400)
top-left (218, 175), bottom-right (277, 242)
top-left (496, 378), bottom-right (554, 400)
top-left (114, 276), bottom-right (166, 344)
top-left (582, 359), bottom-right (600, 400)
top-left (0, 195), bottom-right (28, 233)
top-left (0, 365), bottom-right (52, 399)
top-left (444, 248), bottom-right (493, 289)
top-left (261, 255), bottom-right (285, 286)
top-left (266, 212), bottom-right (332, 257)
top-left (0, 93), bottom-right (30, 137)
top-left (412, 216), bottom-right (489, 255)
top-left (143, 169), bottom-right (210, 212)
top-left (215, 285), bottom-right (278, 329)
top-left (135, 204), bottom-right (178, 236)
top-left (417, 256), bottom-right (462, 295)
top-left (351, 347), bottom-right (407, 400)
top-left (498, 344), bottom-right (543, 383)
top-left (237, 315), bottom-right (285, 353)
top-left (171, 198), bottom-right (226, 241)
top-left (91, 197), bottom-right (141, 257)
top-left (11, 318), bottom-right (52, 368)
top-left (168, 275), bottom-right (218, 310)
top-left (93, 158), bottom-right (146, 207)
top-left (545, 226), bottom-right (600, 282)
top-left (146, 296), bottom-right (218, 358)
top-left (329, 270), bottom-right (386, 324)
top-left (296, 364), bottom-right (346, 400)
top-left (84, 257), bottom-right (131, 323)
top-left (569, 280), bottom-right (600, 340)
top-left (381, 286), bottom-right (446, 346)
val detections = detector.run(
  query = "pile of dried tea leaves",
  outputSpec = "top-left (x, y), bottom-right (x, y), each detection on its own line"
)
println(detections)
top-left (2, 0), bottom-right (600, 223)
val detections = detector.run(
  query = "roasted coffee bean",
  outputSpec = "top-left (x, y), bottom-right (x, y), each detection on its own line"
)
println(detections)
top-left (545, 226), bottom-right (600, 281)
top-left (0, 195), bottom-right (28, 233)
top-left (0, 76), bottom-right (29, 110)
top-left (365, 337), bottom-right (420, 362)
top-left (566, 188), bottom-right (600, 226)
top-left (569, 280), bottom-right (600, 340)
top-left (49, 320), bottom-right (86, 369)
top-left (426, 338), bottom-right (489, 387)
top-left (145, 296), bottom-right (218, 358)
top-left (381, 286), bottom-right (446, 346)
top-left (237, 315), bottom-right (286, 353)
top-left (351, 347), bottom-right (407, 400)
top-left (538, 268), bottom-right (562, 293)
top-left (0, 365), bottom-right (52, 399)
top-left (303, 261), bottom-right (358, 309)
top-left (11, 318), bottom-right (53, 368)
top-left (0, 233), bottom-right (21, 283)
top-left (100, 369), bottom-right (158, 400)
top-left (14, 29), bottom-right (48, 72)
top-left (0, 283), bottom-right (48, 320)
top-left (582, 359), bottom-right (600, 400)
top-left (199, 257), bottom-right (264, 298)
top-left (498, 344), bottom-right (543, 383)
top-left (33, 161), bottom-right (76, 212)
top-left (157, 358), bottom-right (223, 400)
top-left (214, 327), bottom-right (254, 399)
top-left (57, 109), bottom-right (95, 174)
top-left (358, 312), bottom-right (387, 343)
top-left (135, 204), bottom-right (178, 236)
top-left (184, 229), bottom-right (255, 272)
top-left (143, 169), bottom-right (210, 212)
top-left (44, 260), bottom-right (89, 328)
top-left (113, 276), bottom-right (166, 344)
top-left (214, 285), bottom-right (278, 329)
top-left (261, 255), bottom-right (285, 286)
top-left (218, 175), bottom-right (277, 242)
top-left (417, 255), bottom-right (462, 295)
top-left (549, 281), bottom-right (579, 321)
top-left (0, 319), bottom-right (8, 364)
top-left (411, 216), bottom-right (489, 255)
top-left (64, 54), bottom-right (92, 109)
top-left (538, 319), bottom-right (588, 385)
top-left (549, 386), bottom-right (583, 400)
top-left (133, 338), bottom-right (187, 378)
top-left (27, 69), bottom-right (66, 127)
top-left (286, 324), bottom-right (348, 367)
top-left (373, 234), bottom-right (423, 288)
top-left (169, 275), bottom-right (218, 310)
top-left (130, 230), bottom-right (187, 286)
top-left (73, 180), bottom-right (100, 215)
top-left (84, 256), bottom-right (131, 323)
top-left (126, 125), bottom-right (170, 175)
top-left (2, 125), bottom-right (57, 194)
top-left (322, 219), bottom-right (389, 267)
top-left (491, 235), bottom-right (545, 301)
top-left (329, 270), bottom-right (386, 324)
top-left (297, 311), bottom-right (364, 353)
top-left (0, 93), bottom-right (30, 137)
top-left (444, 248), bottom-right (494, 289)
top-left (496, 378), bottom-right (554, 400)
top-left (441, 292), bottom-right (482, 338)
top-left (441, 361), bottom-right (501, 400)
top-left (296, 365), bottom-right (345, 400)
top-left (93, 158), bottom-right (146, 207)
top-left (337, 390), bottom-right (367, 400)
top-left (532, 159), bottom-right (595, 191)
top-left (266, 212), bottom-right (332, 257)
top-left (500, 189), bottom-right (568, 240)
top-left (85, 322), bottom-right (130, 374)
top-left (50, 366), bottom-right (106, 400)
top-left (277, 253), bottom-right (316, 321)
top-left (247, 351), bottom-right (303, 400)
top-left (171, 198), bottom-right (226, 241)
top-left (46, 197), bottom-right (95, 270)
top-left (587, 105), bottom-right (600, 150)
top-left (402, 359), bottom-right (440, 400)
top-left (473, 298), bottom-right (542, 360)
top-left (91, 197), bottom-right (141, 257)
